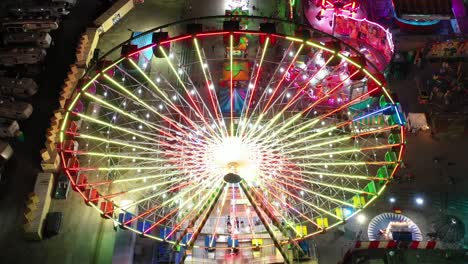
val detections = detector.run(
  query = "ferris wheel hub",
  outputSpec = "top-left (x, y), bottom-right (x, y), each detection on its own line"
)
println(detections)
top-left (223, 173), bottom-right (242, 183)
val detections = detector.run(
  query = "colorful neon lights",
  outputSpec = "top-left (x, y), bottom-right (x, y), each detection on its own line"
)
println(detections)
top-left (58, 25), bottom-right (404, 252)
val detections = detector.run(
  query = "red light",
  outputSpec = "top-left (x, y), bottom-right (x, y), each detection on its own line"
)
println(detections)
top-left (196, 31), bottom-right (229, 37)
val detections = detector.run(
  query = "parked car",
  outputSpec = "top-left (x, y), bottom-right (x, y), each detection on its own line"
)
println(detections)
top-left (0, 47), bottom-right (46, 66)
top-left (54, 174), bottom-right (70, 199)
top-left (0, 77), bottom-right (38, 98)
top-left (0, 118), bottom-right (20, 138)
top-left (2, 17), bottom-right (59, 33)
top-left (2, 32), bottom-right (52, 48)
top-left (8, 4), bottom-right (70, 17)
top-left (0, 98), bottom-right (33, 120)
top-left (45, 211), bottom-right (63, 237)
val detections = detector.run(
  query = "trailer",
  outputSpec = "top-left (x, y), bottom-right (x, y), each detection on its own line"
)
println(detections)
top-left (0, 48), bottom-right (46, 66)
top-left (3, 32), bottom-right (52, 48)
top-left (52, 0), bottom-right (78, 8)
top-left (0, 77), bottom-right (38, 98)
top-left (24, 173), bottom-right (54, 240)
top-left (94, 0), bottom-right (134, 34)
top-left (0, 118), bottom-right (20, 138)
top-left (0, 99), bottom-right (33, 120)
top-left (2, 17), bottom-right (59, 33)
top-left (8, 3), bottom-right (70, 17)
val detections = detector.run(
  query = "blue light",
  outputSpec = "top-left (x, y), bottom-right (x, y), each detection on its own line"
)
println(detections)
top-left (343, 208), bottom-right (352, 217)
top-left (393, 11), bottom-right (440, 26)
top-left (353, 105), bottom-right (393, 122)
top-left (393, 105), bottom-right (403, 125)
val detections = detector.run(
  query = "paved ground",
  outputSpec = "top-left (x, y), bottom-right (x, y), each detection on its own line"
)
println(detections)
top-left (0, 1), bottom-right (116, 263)
top-left (313, 61), bottom-right (468, 263)
top-left (0, 0), bottom-right (193, 263)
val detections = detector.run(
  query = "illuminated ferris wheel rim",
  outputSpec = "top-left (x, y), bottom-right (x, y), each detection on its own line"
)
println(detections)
top-left (58, 15), bottom-right (403, 248)
top-left (90, 15), bottom-right (385, 73)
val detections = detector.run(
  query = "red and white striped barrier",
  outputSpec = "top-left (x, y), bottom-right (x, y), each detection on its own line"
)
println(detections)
top-left (354, 240), bottom-right (437, 249)
top-left (408, 241), bottom-right (437, 249)
top-left (355, 241), bottom-right (397, 249)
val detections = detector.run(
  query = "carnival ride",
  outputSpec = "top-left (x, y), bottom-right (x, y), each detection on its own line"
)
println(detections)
top-left (58, 16), bottom-right (405, 262)
top-left (368, 213), bottom-right (422, 241)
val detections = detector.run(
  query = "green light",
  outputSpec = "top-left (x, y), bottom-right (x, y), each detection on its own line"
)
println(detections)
top-left (84, 92), bottom-right (161, 131)
top-left (77, 133), bottom-right (155, 152)
top-left (77, 113), bottom-right (157, 143)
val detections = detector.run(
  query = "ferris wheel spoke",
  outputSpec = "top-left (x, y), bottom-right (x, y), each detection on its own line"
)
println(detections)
top-left (158, 46), bottom-right (223, 139)
top-left (142, 208), bottom-right (180, 235)
top-left (181, 182), bottom-right (227, 252)
top-left (246, 184), bottom-right (304, 238)
top-left (207, 185), bottom-right (230, 247)
top-left (122, 177), bottom-right (206, 213)
top-left (277, 124), bottom-right (399, 155)
top-left (141, 179), bottom-right (219, 235)
top-left (114, 64), bottom-right (203, 131)
top-left (250, 55), bottom-right (324, 137)
top-left (255, 78), bottom-right (380, 146)
top-left (135, 176), bottom-right (217, 234)
top-left (75, 112), bottom-right (162, 143)
top-left (127, 58), bottom-right (221, 141)
top-left (94, 177), bottom-right (192, 205)
top-left (111, 172), bottom-right (184, 184)
top-left (267, 110), bottom-right (398, 153)
top-left (242, 42), bottom-right (294, 140)
top-left (166, 47), bottom-right (225, 138)
top-left (238, 37), bottom-right (270, 138)
top-left (239, 181), bottom-right (300, 262)
top-left (293, 161), bottom-right (395, 168)
top-left (102, 73), bottom-right (207, 141)
top-left (228, 34), bottom-right (235, 137)
top-left (280, 55), bottom-right (336, 112)
top-left (245, 56), bottom-right (345, 143)
top-left (268, 176), bottom-right (356, 209)
top-left (286, 143), bottom-right (401, 160)
top-left (74, 111), bottom-right (215, 151)
top-left (166, 179), bottom-right (225, 241)
top-left (253, 62), bottom-right (348, 142)
top-left (258, 180), bottom-right (341, 231)
top-left (265, 172), bottom-right (378, 196)
top-left (72, 133), bottom-right (160, 152)
top-left (259, 179), bottom-right (343, 221)
top-left (64, 150), bottom-right (165, 162)
top-left (67, 165), bottom-right (181, 172)
top-left (193, 38), bottom-right (228, 137)
top-left (275, 169), bottom-right (390, 182)
top-left (262, 44), bottom-right (303, 113)
top-left (83, 92), bottom-right (176, 134)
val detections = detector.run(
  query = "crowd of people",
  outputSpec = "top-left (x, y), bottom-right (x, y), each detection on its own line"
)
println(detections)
top-left (424, 61), bottom-right (468, 112)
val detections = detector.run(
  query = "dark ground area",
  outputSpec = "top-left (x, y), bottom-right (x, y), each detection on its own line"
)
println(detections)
top-left (0, 1), bottom-right (116, 263)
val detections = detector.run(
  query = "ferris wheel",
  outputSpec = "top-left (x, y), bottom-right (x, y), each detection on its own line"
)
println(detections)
top-left (59, 16), bottom-right (405, 260)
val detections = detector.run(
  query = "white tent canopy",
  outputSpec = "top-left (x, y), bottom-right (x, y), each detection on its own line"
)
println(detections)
top-left (407, 112), bottom-right (429, 131)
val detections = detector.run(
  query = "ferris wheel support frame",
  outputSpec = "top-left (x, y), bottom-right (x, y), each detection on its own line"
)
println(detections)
top-left (240, 180), bottom-right (301, 264)
top-left (179, 182), bottom-right (227, 263)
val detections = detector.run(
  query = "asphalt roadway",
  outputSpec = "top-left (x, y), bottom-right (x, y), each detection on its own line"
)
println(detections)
top-left (0, 0), bottom-right (116, 263)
